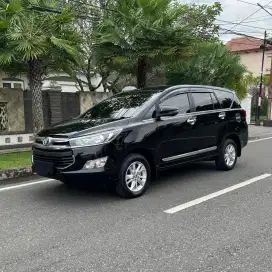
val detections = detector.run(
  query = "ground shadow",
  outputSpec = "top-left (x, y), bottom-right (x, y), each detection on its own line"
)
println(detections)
top-left (34, 161), bottom-right (220, 204)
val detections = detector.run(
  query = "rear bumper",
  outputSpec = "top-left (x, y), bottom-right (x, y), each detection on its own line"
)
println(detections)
top-left (240, 127), bottom-right (248, 148)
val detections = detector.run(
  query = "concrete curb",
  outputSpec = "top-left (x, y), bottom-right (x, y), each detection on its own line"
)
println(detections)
top-left (248, 134), bottom-right (272, 141)
top-left (0, 166), bottom-right (34, 182)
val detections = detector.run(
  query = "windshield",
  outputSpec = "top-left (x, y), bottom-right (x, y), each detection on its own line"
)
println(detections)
top-left (81, 91), bottom-right (160, 120)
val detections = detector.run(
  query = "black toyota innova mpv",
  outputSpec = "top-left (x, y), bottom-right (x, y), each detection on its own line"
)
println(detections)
top-left (32, 85), bottom-right (248, 198)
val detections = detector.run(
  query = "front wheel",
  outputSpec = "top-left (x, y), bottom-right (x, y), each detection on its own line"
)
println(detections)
top-left (116, 154), bottom-right (151, 198)
top-left (215, 139), bottom-right (238, 171)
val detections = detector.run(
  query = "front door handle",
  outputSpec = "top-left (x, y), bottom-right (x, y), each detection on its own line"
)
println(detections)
top-left (187, 116), bottom-right (197, 125)
top-left (218, 112), bottom-right (226, 120)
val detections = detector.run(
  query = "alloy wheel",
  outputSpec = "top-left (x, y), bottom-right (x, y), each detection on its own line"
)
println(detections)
top-left (125, 161), bottom-right (147, 192)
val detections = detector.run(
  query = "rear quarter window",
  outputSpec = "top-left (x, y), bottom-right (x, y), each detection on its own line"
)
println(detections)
top-left (232, 95), bottom-right (242, 109)
top-left (214, 90), bottom-right (234, 109)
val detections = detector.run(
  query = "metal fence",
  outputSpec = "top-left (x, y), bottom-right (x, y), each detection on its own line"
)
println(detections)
top-left (24, 91), bottom-right (80, 133)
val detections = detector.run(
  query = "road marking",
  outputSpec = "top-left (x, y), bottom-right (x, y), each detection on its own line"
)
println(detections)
top-left (164, 173), bottom-right (272, 214)
top-left (249, 136), bottom-right (272, 143)
top-left (0, 179), bottom-right (54, 193)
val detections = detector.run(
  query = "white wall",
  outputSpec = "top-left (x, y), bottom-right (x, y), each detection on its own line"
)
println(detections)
top-left (0, 133), bottom-right (33, 147)
top-left (241, 94), bottom-right (252, 124)
top-left (239, 51), bottom-right (271, 76)
top-left (0, 72), bottom-right (106, 93)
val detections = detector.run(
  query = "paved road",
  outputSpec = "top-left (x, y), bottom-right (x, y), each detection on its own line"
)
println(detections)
top-left (1, 138), bottom-right (272, 272)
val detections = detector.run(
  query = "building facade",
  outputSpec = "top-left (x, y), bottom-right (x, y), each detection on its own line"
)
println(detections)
top-left (0, 72), bottom-right (106, 93)
top-left (226, 37), bottom-right (272, 76)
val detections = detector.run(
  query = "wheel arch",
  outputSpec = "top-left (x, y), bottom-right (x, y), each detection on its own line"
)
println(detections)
top-left (123, 148), bottom-right (158, 180)
top-left (225, 133), bottom-right (242, 157)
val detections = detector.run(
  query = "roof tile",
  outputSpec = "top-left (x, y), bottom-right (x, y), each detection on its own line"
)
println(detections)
top-left (226, 37), bottom-right (262, 52)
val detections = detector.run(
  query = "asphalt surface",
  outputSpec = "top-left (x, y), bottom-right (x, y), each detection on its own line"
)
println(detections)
top-left (1, 138), bottom-right (272, 272)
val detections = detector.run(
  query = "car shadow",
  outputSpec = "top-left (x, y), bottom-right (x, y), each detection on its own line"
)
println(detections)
top-left (34, 179), bottom-right (121, 206)
top-left (150, 160), bottom-right (244, 194)
top-left (35, 160), bottom-right (241, 204)
top-left (35, 162), bottom-right (211, 199)
top-left (159, 161), bottom-right (216, 179)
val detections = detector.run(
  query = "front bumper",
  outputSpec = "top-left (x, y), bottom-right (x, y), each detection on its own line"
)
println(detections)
top-left (32, 144), bottom-right (119, 182)
top-left (32, 163), bottom-right (114, 182)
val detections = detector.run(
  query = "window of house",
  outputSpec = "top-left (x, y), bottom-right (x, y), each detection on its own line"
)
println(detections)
top-left (3, 83), bottom-right (11, 89)
top-left (14, 83), bottom-right (23, 89)
top-left (2, 78), bottom-right (24, 89)
top-left (192, 92), bottom-right (214, 112)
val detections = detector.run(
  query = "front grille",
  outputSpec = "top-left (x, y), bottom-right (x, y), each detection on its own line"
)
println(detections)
top-left (34, 136), bottom-right (71, 148)
top-left (33, 148), bottom-right (74, 169)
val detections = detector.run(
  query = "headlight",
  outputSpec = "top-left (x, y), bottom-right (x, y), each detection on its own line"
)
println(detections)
top-left (70, 129), bottom-right (122, 148)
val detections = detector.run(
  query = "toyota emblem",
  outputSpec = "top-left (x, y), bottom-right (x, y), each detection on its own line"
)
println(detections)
top-left (42, 137), bottom-right (52, 146)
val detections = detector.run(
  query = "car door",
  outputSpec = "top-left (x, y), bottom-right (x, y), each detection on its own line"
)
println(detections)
top-left (156, 90), bottom-right (199, 167)
top-left (212, 89), bottom-right (231, 146)
top-left (213, 89), bottom-right (242, 145)
top-left (190, 90), bottom-right (219, 155)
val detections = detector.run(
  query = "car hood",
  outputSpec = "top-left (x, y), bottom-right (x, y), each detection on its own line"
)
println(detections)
top-left (38, 117), bottom-right (130, 138)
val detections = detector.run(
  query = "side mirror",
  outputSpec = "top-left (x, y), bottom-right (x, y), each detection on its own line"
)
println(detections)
top-left (156, 106), bottom-right (179, 120)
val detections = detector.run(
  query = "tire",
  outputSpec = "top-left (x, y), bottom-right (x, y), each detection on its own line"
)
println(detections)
top-left (116, 154), bottom-right (151, 198)
top-left (215, 139), bottom-right (238, 171)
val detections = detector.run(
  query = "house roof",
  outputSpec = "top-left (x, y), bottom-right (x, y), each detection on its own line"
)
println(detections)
top-left (226, 37), bottom-right (263, 53)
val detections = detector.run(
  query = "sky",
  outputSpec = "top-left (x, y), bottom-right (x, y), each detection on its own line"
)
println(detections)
top-left (183, 0), bottom-right (272, 42)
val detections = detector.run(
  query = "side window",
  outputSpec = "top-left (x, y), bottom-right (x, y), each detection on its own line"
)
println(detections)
top-left (232, 95), bottom-right (242, 109)
top-left (191, 93), bottom-right (214, 112)
top-left (215, 90), bottom-right (234, 109)
top-left (160, 93), bottom-right (191, 114)
top-left (211, 93), bottom-right (221, 109)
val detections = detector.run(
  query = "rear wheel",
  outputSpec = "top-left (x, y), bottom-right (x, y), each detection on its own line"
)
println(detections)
top-left (215, 139), bottom-right (238, 171)
top-left (116, 154), bottom-right (151, 198)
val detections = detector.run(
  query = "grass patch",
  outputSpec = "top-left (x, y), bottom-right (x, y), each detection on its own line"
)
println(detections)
top-left (0, 151), bottom-right (32, 170)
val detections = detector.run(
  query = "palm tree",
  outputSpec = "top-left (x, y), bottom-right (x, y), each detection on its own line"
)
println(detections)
top-left (0, 0), bottom-right (81, 133)
top-left (94, 0), bottom-right (196, 89)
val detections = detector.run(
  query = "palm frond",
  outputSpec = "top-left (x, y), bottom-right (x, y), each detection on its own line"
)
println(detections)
top-left (0, 50), bottom-right (14, 64)
top-left (50, 36), bottom-right (78, 57)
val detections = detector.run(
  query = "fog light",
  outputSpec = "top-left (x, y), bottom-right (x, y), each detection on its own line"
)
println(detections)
top-left (83, 157), bottom-right (108, 169)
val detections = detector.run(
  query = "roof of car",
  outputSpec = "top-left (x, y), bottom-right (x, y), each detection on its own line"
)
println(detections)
top-left (139, 85), bottom-right (234, 93)
top-left (119, 85), bottom-right (235, 98)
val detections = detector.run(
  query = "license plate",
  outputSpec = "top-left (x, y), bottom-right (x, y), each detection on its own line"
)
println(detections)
top-left (35, 161), bottom-right (55, 177)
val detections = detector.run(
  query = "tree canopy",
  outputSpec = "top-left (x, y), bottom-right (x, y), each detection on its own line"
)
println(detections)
top-left (166, 43), bottom-right (248, 98)
top-left (0, 0), bottom-right (81, 133)
top-left (0, 0), bottom-right (250, 132)
top-left (93, 0), bottom-right (223, 88)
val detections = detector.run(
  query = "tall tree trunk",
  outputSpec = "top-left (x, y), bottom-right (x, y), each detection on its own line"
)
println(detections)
top-left (28, 59), bottom-right (44, 135)
top-left (137, 57), bottom-right (148, 89)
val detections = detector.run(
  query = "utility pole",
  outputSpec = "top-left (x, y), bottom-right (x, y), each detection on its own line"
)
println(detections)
top-left (268, 56), bottom-right (272, 120)
top-left (256, 30), bottom-right (267, 122)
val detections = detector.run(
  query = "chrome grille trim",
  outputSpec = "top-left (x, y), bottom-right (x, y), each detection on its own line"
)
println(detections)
top-left (34, 136), bottom-right (71, 150)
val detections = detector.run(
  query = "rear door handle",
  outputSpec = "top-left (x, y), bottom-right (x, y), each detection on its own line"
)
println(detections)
top-left (187, 116), bottom-right (197, 125)
top-left (218, 112), bottom-right (226, 120)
